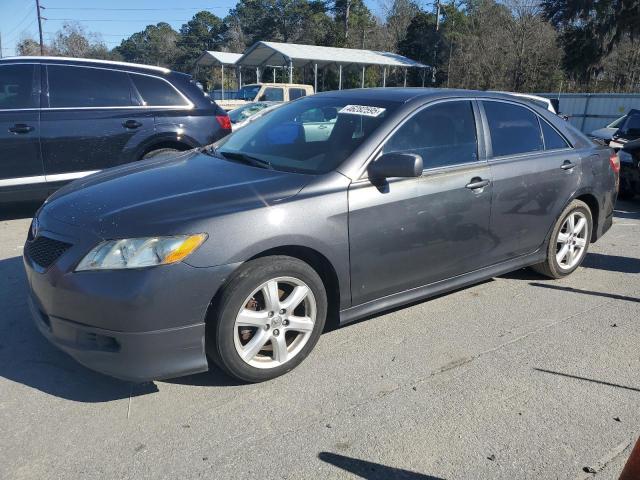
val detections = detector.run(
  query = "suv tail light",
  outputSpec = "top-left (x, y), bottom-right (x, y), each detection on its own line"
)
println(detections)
top-left (216, 115), bottom-right (231, 131)
top-left (609, 150), bottom-right (620, 174)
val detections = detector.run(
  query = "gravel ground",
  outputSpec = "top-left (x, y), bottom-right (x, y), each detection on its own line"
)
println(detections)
top-left (0, 199), bottom-right (638, 480)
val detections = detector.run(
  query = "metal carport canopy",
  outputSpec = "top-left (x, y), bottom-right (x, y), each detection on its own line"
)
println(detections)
top-left (195, 51), bottom-right (243, 67)
top-left (236, 41), bottom-right (427, 69)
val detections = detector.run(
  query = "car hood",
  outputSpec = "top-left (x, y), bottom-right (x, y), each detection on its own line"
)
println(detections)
top-left (589, 127), bottom-right (616, 140)
top-left (41, 150), bottom-right (313, 238)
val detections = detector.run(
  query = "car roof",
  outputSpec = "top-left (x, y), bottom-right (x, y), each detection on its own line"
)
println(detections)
top-left (0, 56), bottom-right (172, 75)
top-left (313, 87), bottom-right (539, 104)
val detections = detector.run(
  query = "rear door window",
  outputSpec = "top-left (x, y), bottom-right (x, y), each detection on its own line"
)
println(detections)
top-left (540, 119), bottom-right (570, 150)
top-left (48, 65), bottom-right (133, 108)
top-left (260, 88), bottom-right (284, 102)
top-left (483, 101), bottom-right (543, 157)
top-left (0, 64), bottom-right (38, 109)
top-left (383, 100), bottom-right (478, 169)
top-left (289, 88), bottom-right (306, 100)
top-left (130, 74), bottom-right (189, 107)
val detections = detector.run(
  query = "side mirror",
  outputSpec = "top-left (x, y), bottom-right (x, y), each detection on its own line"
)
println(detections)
top-left (368, 152), bottom-right (423, 179)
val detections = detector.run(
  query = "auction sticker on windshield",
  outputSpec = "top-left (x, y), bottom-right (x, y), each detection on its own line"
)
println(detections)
top-left (339, 105), bottom-right (386, 117)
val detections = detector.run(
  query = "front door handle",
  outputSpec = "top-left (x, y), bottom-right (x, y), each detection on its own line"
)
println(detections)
top-left (466, 177), bottom-right (490, 190)
top-left (9, 124), bottom-right (34, 134)
top-left (122, 120), bottom-right (143, 129)
top-left (561, 160), bottom-right (576, 170)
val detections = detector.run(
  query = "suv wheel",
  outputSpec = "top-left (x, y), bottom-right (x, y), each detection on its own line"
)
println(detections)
top-left (142, 148), bottom-right (181, 160)
top-left (207, 256), bottom-right (327, 382)
top-left (532, 199), bottom-right (592, 279)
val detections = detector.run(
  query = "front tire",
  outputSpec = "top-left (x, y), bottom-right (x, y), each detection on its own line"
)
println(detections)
top-left (207, 256), bottom-right (327, 382)
top-left (532, 200), bottom-right (592, 279)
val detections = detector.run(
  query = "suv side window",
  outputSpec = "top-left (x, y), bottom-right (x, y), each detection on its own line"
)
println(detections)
top-left (383, 100), bottom-right (478, 169)
top-left (483, 101), bottom-right (543, 157)
top-left (540, 119), bottom-right (570, 150)
top-left (260, 87), bottom-right (284, 102)
top-left (130, 74), bottom-right (188, 107)
top-left (289, 88), bottom-right (306, 100)
top-left (48, 65), bottom-right (133, 108)
top-left (0, 64), bottom-right (38, 109)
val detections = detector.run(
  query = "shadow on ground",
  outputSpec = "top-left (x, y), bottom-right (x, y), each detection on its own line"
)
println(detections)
top-left (318, 452), bottom-right (445, 480)
top-left (0, 255), bottom-right (157, 402)
top-left (530, 282), bottom-right (640, 303)
top-left (614, 199), bottom-right (640, 220)
top-left (533, 368), bottom-right (640, 393)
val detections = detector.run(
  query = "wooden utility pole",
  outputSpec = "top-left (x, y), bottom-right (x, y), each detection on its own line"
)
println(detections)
top-left (36, 0), bottom-right (44, 55)
top-left (0, 31), bottom-right (3, 59)
top-left (431, 0), bottom-right (441, 84)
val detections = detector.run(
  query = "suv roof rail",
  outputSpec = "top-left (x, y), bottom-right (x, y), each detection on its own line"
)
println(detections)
top-left (0, 56), bottom-right (171, 73)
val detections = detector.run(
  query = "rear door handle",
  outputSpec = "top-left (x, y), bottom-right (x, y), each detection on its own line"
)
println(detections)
top-left (561, 160), bottom-right (576, 170)
top-left (122, 120), bottom-right (143, 129)
top-left (9, 124), bottom-right (34, 134)
top-left (466, 177), bottom-right (490, 190)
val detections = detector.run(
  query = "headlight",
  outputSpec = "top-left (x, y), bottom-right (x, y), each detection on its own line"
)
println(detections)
top-left (76, 234), bottom-right (207, 271)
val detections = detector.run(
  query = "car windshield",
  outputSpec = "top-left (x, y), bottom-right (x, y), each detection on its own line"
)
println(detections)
top-left (228, 102), bottom-right (270, 124)
top-left (236, 85), bottom-right (261, 101)
top-left (214, 96), bottom-right (398, 174)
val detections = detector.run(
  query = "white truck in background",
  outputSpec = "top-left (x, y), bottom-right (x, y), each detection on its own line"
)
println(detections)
top-left (217, 83), bottom-right (314, 111)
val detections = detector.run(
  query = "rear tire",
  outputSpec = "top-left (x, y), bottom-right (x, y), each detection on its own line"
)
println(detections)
top-left (142, 148), bottom-right (181, 160)
top-left (207, 256), bottom-right (327, 383)
top-left (531, 199), bottom-right (592, 279)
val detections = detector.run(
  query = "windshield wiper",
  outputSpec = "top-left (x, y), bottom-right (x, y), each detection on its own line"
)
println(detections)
top-left (215, 150), bottom-right (273, 170)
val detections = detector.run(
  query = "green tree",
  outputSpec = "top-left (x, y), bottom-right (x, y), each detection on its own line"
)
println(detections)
top-left (398, 12), bottom-right (443, 84)
top-left (115, 23), bottom-right (180, 67)
top-left (231, 0), bottom-right (312, 44)
top-left (175, 11), bottom-right (227, 72)
top-left (542, 0), bottom-right (640, 54)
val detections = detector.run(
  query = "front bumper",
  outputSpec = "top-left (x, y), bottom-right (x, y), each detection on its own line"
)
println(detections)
top-left (23, 216), bottom-right (239, 382)
top-left (28, 294), bottom-right (207, 382)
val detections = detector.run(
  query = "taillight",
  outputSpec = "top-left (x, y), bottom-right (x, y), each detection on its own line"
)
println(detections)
top-left (216, 115), bottom-right (231, 131)
top-left (609, 151), bottom-right (620, 174)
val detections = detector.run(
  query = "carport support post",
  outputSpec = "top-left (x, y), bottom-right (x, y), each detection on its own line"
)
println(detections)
top-left (289, 60), bottom-right (293, 83)
top-left (256, 67), bottom-right (260, 83)
top-left (382, 67), bottom-right (386, 87)
top-left (221, 64), bottom-right (225, 100)
top-left (314, 63), bottom-right (318, 93)
top-left (338, 65), bottom-right (343, 90)
top-left (361, 65), bottom-right (365, 88)
top-left (403, 68), bottom-right (407, 87)
top-left (237, 67), bottom-right (242, 89)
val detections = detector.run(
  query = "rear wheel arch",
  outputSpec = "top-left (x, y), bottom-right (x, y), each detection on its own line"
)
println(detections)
top-left (574, 193), bottom-right (599, 242)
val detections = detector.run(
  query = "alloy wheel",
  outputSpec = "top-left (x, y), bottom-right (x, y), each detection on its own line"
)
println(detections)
top-left (555, 211), bottom-right (588, 270)
top-left (233, 276), bottom-right (317, 369)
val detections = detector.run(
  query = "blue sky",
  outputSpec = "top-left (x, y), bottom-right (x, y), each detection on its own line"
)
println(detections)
top-left (0, 0), bottom-right (395, 57)
top-left (1, 0), bottom-right (242, 56)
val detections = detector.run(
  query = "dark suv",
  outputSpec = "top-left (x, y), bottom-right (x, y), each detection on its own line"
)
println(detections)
top-left (0, 57), bottom-right (231, 203)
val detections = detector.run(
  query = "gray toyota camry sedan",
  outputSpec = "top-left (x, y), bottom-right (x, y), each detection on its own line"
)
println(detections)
top-left (24, 88), bottom-right (618, 383)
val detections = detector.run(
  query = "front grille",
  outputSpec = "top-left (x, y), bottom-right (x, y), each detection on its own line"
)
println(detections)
top-left (26, 236), bottom-right (73, 269)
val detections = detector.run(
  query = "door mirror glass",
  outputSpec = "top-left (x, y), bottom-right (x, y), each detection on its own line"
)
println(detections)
top-left (368, 152), bottom-right (423, 179)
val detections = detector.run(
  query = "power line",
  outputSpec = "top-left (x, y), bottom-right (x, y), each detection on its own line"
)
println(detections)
top-left (5, 19), bottom-right (38, 44)
top-left (45, 18), bottom-right (203, 22)
top-left (43, 6), bottom-right (225, 10)
top-left (4, 1), bottom-right (36, 37)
